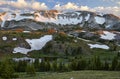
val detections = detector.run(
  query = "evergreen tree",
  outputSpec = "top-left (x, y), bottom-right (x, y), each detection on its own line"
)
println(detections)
top-left (117, 51), bottom-right (120, 57)
top-left (87, 56), bottom-right (102, 70)
top-left (58, 62), bottom-right (64, 72)
top-left (52, 61), bottom-right (58, 72)
top-left (96, 56), bottom-right (102, 70)
top-left (115, 62), bottom-right (120, 71)
top-left (111, 56), bottom-right (118, 70)
top-left (39, 61), bottom-right (46, 72)
top-left (26, 64), bottom-right (36, 76)
top-left (45, 61), bottom-right (51, 71)
top-left (103, 61), bottom-right (109, 70)
top-left (70, 60), bottom-right (77, 70)
top-left (34, 59), bottom-right (40, 72)
top-left (77, 59), bottom-right (86, 70)
top-left (0, 60), bottom-right (15, 79)
top-left (16, 60), bottom-right (27, 72)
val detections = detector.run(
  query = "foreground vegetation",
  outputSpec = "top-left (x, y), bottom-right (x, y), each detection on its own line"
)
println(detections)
top-left (0, 55), bottom-right (120, 79)
top-left (17, 71), bottom-right (120, 79)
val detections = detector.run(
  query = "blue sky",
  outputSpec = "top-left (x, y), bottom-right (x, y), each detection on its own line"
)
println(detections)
top-left (0, 0), bottom-right (120, 16)
top-left (37, 0), bottom-right (118, 8)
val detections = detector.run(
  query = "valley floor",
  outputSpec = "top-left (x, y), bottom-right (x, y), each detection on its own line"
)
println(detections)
top-left (17, 71), bottom-right (120, 79)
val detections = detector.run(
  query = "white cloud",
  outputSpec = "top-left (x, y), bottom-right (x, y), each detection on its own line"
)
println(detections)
top-left (54, 2), bottom-right (120, 16)
top-left (11, 0), bottom-right (28, 8)
top-left (0, 1), bottom-right (120, 17)
top-left (79, 6), bottom-right (89, 11)
top-left (32, 2), bottom-right (48, 10)
top-left (54, 2), bottom-right (89, 11)
top-left (54, 2), bottom-right (79, 10)
top-left (92, 6), bottom-right (120, 16)
top-left (0, 0), bottom-right (48, 10)
top-left (117, 1), bottom-right (120, 5)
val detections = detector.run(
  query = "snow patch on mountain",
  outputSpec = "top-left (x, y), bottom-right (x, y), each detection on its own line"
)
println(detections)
top-left (12, 38), bottom-right (17, 41)
top-left (100, 31), bottom-right (116, 40)
top-left (13, 47), bottom-right (31, 54)
top-left (2, 36), bottom-right (7, 41)
top-left (13, 35), bottom-right (52, 54)
top-left (0, 12), bottom-right (34, 27)
top-left (54, 16), bottom-right (83, 25)
top-left (88, 44), bottom-right (109, 49)
top-left (95, 16), bottom-right (105, 24)
top-left (106, 25), bottom-right (111, 28)
top-left (85, 14), bottom-right (90, 21)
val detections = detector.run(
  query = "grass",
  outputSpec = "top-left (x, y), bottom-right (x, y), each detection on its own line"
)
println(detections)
top-left (17, 71), bottom-right (120, 79)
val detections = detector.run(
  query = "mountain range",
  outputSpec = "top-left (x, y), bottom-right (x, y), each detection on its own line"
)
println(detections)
top-left (0, 10), bottom-right (120, 31)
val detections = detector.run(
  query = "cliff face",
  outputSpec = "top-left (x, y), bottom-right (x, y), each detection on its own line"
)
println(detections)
top-left (0, 10), bottom-right (120, 31)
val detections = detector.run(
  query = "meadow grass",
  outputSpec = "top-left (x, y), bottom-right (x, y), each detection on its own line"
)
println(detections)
top-left (17, 71), bottom-right (120, 79)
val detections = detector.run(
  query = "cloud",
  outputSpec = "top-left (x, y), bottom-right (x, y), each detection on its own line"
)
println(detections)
top-left (79, 6), bottom-right (89, 11)
top-left (117, 1), bottom-right (120, 5)
top-left (0, 0), bottom-right (48, 10)
top-left (92, 6), bottom-right (120, 16)
top-left (54, 2), bottom-right (79, 10)
top-left (53, 2), bottom-right (120, 16)
top-left (54, 2), bottom-right (89, 11)
top-left (32, 2), bottom-right (48, 10)
top-left (0, 1), bottom-right (120, 17)
top-left (11, 0), bottom-right (28, 8)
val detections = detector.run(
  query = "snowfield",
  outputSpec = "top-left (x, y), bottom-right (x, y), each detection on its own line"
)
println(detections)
top-left (1, 12), bottom-right (34, 27)
top-left (2, 36), bottom-right (7, 41)
top-left (88, 44), bottom-right (109, 49)
top-left (100, 31), bottom-right (116, 40)
top-left (85, 14), bottom-right (90, 21)
top-left (34, 12), bottom-right (83, 25)
top-left (95, 16), bottom-right (105, 24)
top-left (13, 35), bottom-right (53, 54)
top-left (13, 57), bottom-right (42, 63)
top-left (12, 38), bottom-right (17, 41)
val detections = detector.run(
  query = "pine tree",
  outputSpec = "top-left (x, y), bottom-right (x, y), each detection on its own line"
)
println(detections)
top-left (103, 61), bottom-right (109, 70)
top-left (115, 62), bottom-right (120, 71)
top-left (52, 61), bottom-right (58, 72)
top-left (95, 56), bottom-right (102, 70)
top-left (45, 61), bottom-right (51, 71)
top-left (39, 61), bottom-right (46, 72)
top-left (26, 64), bottom-right (36, 76)
top-left (16, 60), bottom-right (27, 72)
top-left (0, 60), bottom-right (15, 79)
top-left (34, 59), bottom-right (40, 72)
top-left (70, 60), bottom-right (77, 70)
top-left (77, 59), bottom-right (86, 70)
top-left (111, 56), bottom-right (118, 70)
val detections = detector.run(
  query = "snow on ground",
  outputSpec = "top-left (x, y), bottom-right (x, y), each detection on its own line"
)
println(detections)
top-left (13, 57), bottom-right (42, 63)
top-left (13, 35), bottom-right (52, 54)
top-left (85, 14), bottom-right (90, 21)
top-left (53, 16), bottom-right (83, 25)
top-left (88, 44), bottom-right (109, 49)
top-left (12, 38), bottom-right (17, 41)
top-left (26, 35), bottom-right (52, 50)
top-left (95, 16), bottom-right (105, 24)
top-left (0, 12), bottom-right (34, 27)
top-left (34, 12), bottom-right (54, 22)
top-left (23, 31), bottom-right (31, 33)
top-left (14, 13), bottom-right (34, 21)
top-left (2, 36), bottom-right (7, 41)
top-left (105, 25), bottom-right (111, 28)
top-left (13, 47), bottom-right (31, 54)
top-left (34, 12), bottom-right (83, 25)
top-left (100, 31), bottom-right (116, 40)
top-left (1, 20), bottom-right (5, 27)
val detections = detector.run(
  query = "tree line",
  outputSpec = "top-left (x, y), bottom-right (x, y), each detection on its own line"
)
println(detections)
top-left (0, 56), bottom-right (120, 79)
